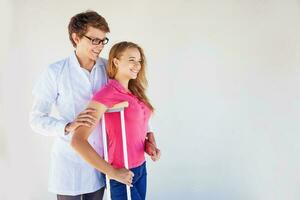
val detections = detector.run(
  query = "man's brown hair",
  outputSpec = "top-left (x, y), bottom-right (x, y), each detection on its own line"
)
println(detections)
top-left (68, 10), bottom-right (110, 47)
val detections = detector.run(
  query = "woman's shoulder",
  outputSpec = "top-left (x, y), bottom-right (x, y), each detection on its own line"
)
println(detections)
top-left (96, 83), bottom-right (115, 95)
top-left (92, 82), bottom-right (121, 108)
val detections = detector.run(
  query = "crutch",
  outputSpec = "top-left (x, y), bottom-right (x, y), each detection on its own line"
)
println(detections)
top-left (101, 101), bottom-right (131, 200)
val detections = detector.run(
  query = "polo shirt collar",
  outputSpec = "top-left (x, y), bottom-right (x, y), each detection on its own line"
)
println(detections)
top-left (109, 79), bottom-right (132, 95)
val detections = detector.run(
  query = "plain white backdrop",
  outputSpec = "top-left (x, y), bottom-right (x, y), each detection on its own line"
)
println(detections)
top-left (1, 0), bottom-right (300, 199)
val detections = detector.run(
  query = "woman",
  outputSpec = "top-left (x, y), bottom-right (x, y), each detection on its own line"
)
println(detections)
top-left (71, 41), bottom-right (160, 200)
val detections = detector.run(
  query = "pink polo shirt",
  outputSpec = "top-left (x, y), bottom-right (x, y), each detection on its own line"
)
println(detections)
top-left (92, 79), bottom-right (152, 169)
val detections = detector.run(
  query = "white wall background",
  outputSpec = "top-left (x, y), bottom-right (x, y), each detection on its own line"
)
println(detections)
top-left (1, 0), bottom-right (300, 199)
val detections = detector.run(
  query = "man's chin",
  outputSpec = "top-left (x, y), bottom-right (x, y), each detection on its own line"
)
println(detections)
top-left (90, 55), bottom-right (99, 61)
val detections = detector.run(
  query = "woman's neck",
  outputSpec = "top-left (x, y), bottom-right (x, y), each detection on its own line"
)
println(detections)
top-left (75, 50), bottom-right (95, 72)
top-left (115, 76), bottom-right (130, 92)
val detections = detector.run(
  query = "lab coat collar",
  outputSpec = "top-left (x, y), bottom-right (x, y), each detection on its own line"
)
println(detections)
top-left (69, 51), bottom-right (105, 71)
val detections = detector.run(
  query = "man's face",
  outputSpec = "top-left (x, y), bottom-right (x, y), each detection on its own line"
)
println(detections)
top-left (74, 26), bottom-right (107, 61)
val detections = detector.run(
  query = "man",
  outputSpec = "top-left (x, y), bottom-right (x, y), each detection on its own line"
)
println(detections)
top-left (30, 10), bottom-right (159, 200)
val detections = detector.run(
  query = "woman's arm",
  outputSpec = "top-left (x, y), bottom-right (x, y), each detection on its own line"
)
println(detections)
top-left (71, 101), bottom-right (134, 186)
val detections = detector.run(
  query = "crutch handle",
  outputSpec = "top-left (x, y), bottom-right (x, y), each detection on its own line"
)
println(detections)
top-left (106, 101), bottom-right (129, 113)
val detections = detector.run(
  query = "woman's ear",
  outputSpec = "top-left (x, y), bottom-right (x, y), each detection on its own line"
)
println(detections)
top-left (113, 58), bottom-right (119, 68)
top-left (72, 33), bottom-right (80, 46)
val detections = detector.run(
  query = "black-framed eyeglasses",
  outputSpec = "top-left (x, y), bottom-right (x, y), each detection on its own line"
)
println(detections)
top-left (83, 35), bottom-right (109, 45)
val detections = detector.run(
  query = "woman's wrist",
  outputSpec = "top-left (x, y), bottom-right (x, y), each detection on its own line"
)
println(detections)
top-left (107, 165), bottom-right (116, 179)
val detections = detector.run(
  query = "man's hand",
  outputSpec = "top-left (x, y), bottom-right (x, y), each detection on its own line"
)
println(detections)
top-left (65, 108), bottom-right (97, 134)
top-left (145, 139), bottom-right (161, 161)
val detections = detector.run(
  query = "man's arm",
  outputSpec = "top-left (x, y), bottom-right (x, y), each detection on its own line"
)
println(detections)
top-left (29, 98), bottom-right (69, 137)
top-left (29, 98), bottom-right (97, 137)
top-left (30, 64), bottom-right (96, 137)
top-left (145, 132), bottom-right (161, 161)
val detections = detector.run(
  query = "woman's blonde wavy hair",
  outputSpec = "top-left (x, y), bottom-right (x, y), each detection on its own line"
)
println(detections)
top-left (107, 41), bottom-right (154, 111)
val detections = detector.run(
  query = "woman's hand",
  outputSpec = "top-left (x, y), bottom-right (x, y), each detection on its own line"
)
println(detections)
top-left (65, 108), bottom-right (97, 134)
top-left (110, 168), bottom-right (134, 187)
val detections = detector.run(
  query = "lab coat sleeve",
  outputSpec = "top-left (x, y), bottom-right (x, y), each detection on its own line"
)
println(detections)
top-left (29, 65), bottom-right (68, 137)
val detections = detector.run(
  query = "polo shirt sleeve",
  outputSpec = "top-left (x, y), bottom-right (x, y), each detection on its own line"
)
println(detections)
top-left (92, 86), bottom-right (119, 108)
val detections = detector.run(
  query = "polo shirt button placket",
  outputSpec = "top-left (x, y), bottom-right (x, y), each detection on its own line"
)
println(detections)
top-left (142, 106), bottom-right (146, 121)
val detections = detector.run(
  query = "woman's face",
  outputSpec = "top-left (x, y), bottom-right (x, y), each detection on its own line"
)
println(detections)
top-left (114, 48), bottom-right (142, 80)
